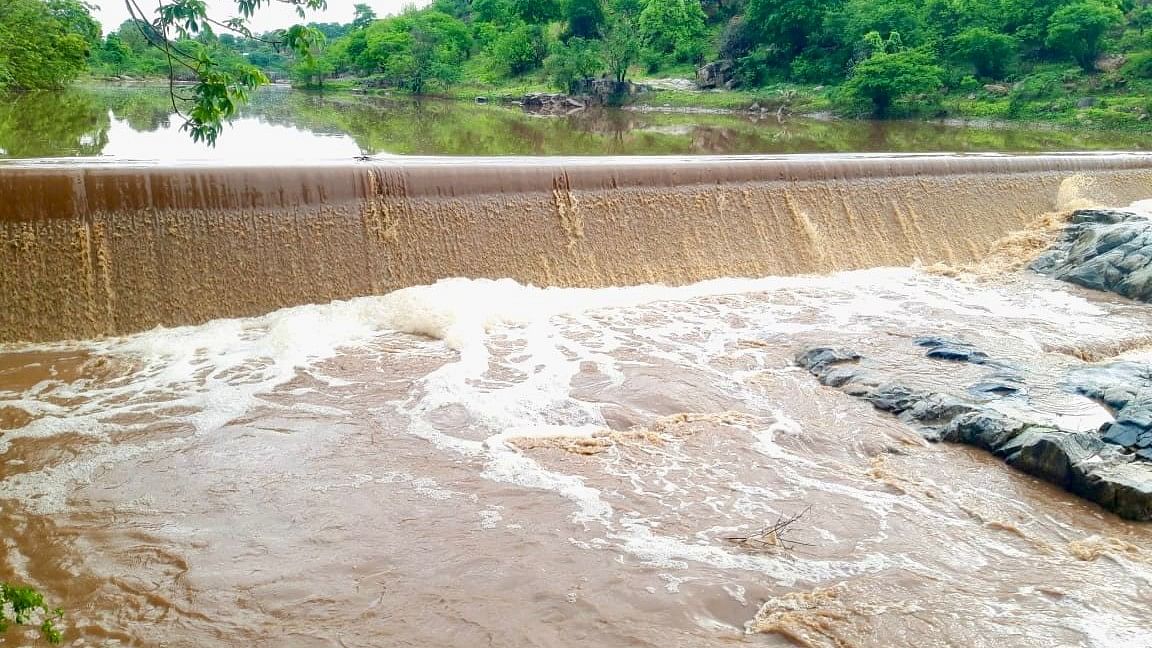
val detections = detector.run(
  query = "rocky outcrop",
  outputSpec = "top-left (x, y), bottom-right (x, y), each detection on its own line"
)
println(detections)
top-left (1065, 362), bottom-right (1152, 461)
top-left (696, 60), bottom-right (736, 90)
top-left (520, 81), bottom-right (641, 113)
top-left (520, 93), bottom-right (588, 114)
top-left (796, 340), bottom-right (1152, 521)
top-left (1032, 209), bottom-right (1152, 302)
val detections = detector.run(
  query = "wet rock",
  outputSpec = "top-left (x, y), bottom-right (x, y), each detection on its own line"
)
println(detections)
top-left (1069, 209), bottom-right (1141, 226)
top-left (795, 344), bottom-right (1152, 521)
top-left (1063, 361), bottom-right (1152, 409)
top-left (915, 336), bottom-right (991, 365)
top-left (1032, 209), bottom-right (1152, 303)
top-left (794, 347), bottom-right (859, 373)
top-left (968, 371), bottom-right (1027, 400)
top-left (903, 393), bottom-right (981, 425)
top-left (867, 384), bottom-right (931, 414)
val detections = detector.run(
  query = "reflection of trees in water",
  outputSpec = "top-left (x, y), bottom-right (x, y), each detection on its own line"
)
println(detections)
top-left (0, 90), bottom-right (111, 157)
top-left (101, 88), bottom-right (175, 132)
top-left (243, 91), bottom-right (1152, 155)
top-left (4, 86), bottom-right (1150, 158)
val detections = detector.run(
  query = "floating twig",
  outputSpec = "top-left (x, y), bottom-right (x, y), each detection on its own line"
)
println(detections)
top-left (725, 506), bottom-right (814, 553)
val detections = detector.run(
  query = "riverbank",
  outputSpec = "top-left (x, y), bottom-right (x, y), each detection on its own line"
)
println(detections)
top-left (370, 61), bottom-right (1152, 133)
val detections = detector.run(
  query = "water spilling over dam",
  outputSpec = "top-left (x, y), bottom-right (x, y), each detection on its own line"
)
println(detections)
top-left (3, 154), bottom-right (1152, 646)
top-left (5, 154), bottom-right (1152, 343)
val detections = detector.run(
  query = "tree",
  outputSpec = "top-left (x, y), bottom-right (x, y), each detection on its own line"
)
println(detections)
top-left (361, 10), bottom-right (471, 93)
top-left (601, 14), bottom-right (640, 81)
top-left (545, 37), bottom-right (603, 92)
top-left (638, 0), bottom-right (709, 63)
top-left (566, 0), bottom-right (606, 39)
top-left (473, 0), bottom-right (514, 23)
top-left (509, 0), bottom-right (562, 22)
top-left (744, 0), bottom-right (839, 57)
top-left (352, 3), bottom-right (377, 29)
top-left (842, 48), bottom-right (943, 116)
top-left (489, 22), bottom-right (548, 76)
top-left (831, 0), bottom-right (923, 48)
top-left (0, 0), bottom-right (96, 91)
top-left (1046, 1), bottom-right (1124, 71)
top-left (951, 27), bottom-right (1017, 79)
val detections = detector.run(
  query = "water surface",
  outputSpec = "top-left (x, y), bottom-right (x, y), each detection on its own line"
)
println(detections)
top-left (2, 85), bottom-right (1150, 160)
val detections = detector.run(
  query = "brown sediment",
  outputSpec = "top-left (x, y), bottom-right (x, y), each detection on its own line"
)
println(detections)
top-left (1044, 335), bottom-right (1152, 363)
top-left (1067, 536), bottom-right (1149, 562)
top-left (925, 208), bottom-right (1073, 278)
top-left (5, 155), bottom-right (1152, 343)
top-left (748, 587), bottom-right (866, 648)
top-left (507, 412), bottom-right (752, 455)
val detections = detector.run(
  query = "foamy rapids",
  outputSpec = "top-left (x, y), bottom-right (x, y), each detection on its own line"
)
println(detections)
top-left (3, 209), bottom-right (1152, 646)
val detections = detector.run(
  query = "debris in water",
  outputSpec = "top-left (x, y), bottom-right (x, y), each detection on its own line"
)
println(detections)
top-left (725, 506), bottom-right (813, 553)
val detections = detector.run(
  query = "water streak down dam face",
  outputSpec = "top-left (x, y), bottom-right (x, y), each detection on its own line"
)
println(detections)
top-left (4, 154), bottom-right (1152, 344)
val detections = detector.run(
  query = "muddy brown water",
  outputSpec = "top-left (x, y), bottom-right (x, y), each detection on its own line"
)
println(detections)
top-left (3, 155), bottom-right (1152, 647)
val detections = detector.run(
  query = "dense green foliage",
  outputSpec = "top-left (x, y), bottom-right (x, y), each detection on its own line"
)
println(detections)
top-left (6, 0), bottom-right (1152, 135)
top-left (0, 0), bottom-right (98, 91)
top-left (0, 582), bottom-right (64, 644)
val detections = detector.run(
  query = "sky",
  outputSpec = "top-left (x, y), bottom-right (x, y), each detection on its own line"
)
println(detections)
top-left (92, 0), bottom-right (431, 34)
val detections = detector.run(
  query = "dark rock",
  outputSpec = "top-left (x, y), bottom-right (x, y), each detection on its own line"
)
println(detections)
top-left (1070, 209), bottom-right (1141, 226)
top-left (867, 384), bottom-right (930, 414)
top-left (794, 347), bottom-right (859, 373)
top-left (1103, 422), bottom-right (1143, 447)
top-left (1032, 211), bottom-right (1152, 303)
top-left (968, 371), bottom-right (1027, 400)
top-left (696, 60), bottom-right (735, 90)
top-left (1063, 361), bottom-right (1152, 409)
top-left (795, 344), bottom-right (1152, 520)
top-left (1001, 428), bottom-right (1107, 485)
top-left (904, 393), bottom-right (981, 424)
top-left (915, 336), bottom-right (991, 365)
top-left (943, 410), bottom-right (1030, 451)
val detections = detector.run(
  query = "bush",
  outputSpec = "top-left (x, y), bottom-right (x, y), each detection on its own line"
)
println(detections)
top-left (1124, 51), bottom-right (1152, 79)
top-left (1045, 1), bottom-right (1124, 72)
top-left (841, 49), bottom-right (944, 116)
top-left (789, 48), bottom-right (847, 84)
top-left (718, 15), bottom-right (755, 60)
top-left (489, 22), bottom-right (547, 76)
top-left (544, 37), bottom-right (603, 93)
top-left (951, 27), bottom-right (1017, 79)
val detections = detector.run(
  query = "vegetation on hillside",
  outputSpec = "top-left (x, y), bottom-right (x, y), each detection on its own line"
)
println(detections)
top-left (6, 0), bottom-right (1152, 136)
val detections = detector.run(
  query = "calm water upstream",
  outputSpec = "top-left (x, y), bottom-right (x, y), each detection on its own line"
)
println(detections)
top-left (2, 84), bottom-right (1152, 160)
top-left (2, 86), bottom-right (1152, 647)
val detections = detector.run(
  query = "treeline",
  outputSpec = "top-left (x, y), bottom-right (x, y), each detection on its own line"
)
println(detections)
top-left (6, 0), bottom-right (1152, 120)
top-left (230, 0), bottom-right (1152, 117)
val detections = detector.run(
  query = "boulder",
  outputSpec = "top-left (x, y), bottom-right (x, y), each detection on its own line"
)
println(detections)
top-left (1031, 209), bottom-right (1152, 303)
top-left (984, 84), bottom-right (1010, 96)
top-left (1076, 97), bottom-right (1098, 109)
top-left (696, 60), bottom-right (735, 90)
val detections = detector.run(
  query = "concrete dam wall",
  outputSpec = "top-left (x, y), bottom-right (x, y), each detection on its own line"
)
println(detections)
top-left (3, 154), bottom-right (1152, 343)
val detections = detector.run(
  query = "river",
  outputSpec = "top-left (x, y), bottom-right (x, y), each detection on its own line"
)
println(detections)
top-left (1, 87), bottom-right (1151, 647)
top-left (2, 85), bottom-right (1152, 159)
